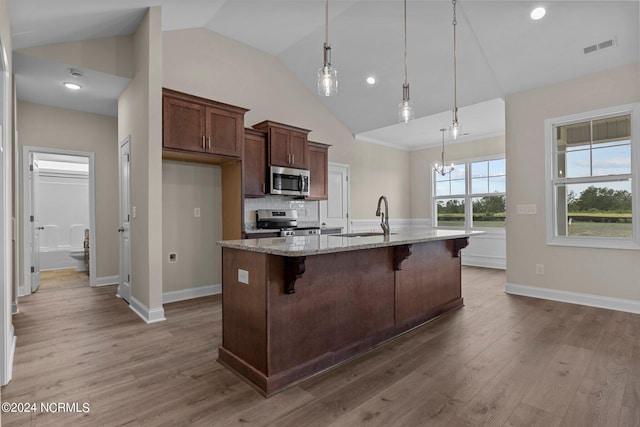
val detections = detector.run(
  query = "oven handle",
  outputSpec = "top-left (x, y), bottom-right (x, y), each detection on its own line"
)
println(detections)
top-left (298, 174), bottom-right (303, 192)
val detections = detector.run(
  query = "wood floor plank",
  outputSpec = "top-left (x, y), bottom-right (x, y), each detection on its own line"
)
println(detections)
top-left (3, 268), bottom-right (640, 426)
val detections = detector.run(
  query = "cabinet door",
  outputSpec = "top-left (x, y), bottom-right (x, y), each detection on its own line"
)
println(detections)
top-left (244, 131), bottom-right (266, 197)
top-left (206, 107), bottom-right (243, 158)
top-left (289, 131), bottom-right (309, 169)
top-left (308, 143), bottom-right (329, 200)
top-left (163, 96), bottom-right (205, 152)
top-left (268, 127), bottom-right (291, 167)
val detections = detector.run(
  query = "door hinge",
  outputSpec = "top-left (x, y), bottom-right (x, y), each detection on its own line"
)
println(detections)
top-left (127, 214), bottom-right (130, 222)
top-left (30, 215), bottom-right (34, 222)
top-left (346, 212), bottom-right (349, 219)
top-left (30, 164), bottom-right (34, 171)
top-left (31, 266), bottom-right (35, 273)
top-left (128, 274), bottom-right (130, 282)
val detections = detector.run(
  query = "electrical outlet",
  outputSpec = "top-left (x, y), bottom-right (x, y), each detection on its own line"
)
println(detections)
top-left (238, 269), bottom-right (249, 284)
top-left (517, 204), bottom-right (537, 215)
top-left (169, 252), bottom-right (177, 263)
top-left (132, 206), bottom-right (137, 219)
top-left (194, 207), bottom-right (201, 218)
top-left (535, 264), bottom-right (544, 275)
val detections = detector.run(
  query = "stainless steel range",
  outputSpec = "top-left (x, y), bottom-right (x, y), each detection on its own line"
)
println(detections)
top-left (256, 209), bottom-right (321, 237)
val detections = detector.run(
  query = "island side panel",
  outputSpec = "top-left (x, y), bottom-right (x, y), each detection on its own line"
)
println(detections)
top-left (395, 240), bottom-right (463, 330)
top-left (220, 247), bottom-right (268, 376)
top-left (266, 247), bottom-right (396, 387)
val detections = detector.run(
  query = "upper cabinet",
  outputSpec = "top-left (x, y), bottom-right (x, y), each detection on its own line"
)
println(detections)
top-left (243, 128), bottom-right (267, 197)
top-left (163, 88), bottom-right (248, 159)
top-left (252, 121), bottom-right (311, 169)
top-left (307, 141), bottom-right (331, 200)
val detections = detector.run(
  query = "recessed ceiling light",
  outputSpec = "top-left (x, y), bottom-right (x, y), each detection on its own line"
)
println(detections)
top-left (366, 76), bottom-right (376, 85)
top-left (63, 82), bottom-right (83, 90)
top-left (530, 7), bottom-right (546, 20)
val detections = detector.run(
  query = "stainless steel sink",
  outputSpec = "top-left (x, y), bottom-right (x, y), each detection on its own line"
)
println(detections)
top-left (332, 232), bottom-right (396, 238)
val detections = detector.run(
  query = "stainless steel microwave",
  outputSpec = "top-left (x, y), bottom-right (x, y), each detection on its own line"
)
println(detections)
top-left (270, 166), bottom-right (310, 197)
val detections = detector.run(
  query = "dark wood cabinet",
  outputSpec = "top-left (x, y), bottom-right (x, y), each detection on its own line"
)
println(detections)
top-left (252, 121), bottom-right (310, 169)
top-left (243, 128), bottom-right (267, 197)
top-left (307, 141), bottom-right (330, 200)
top-left (163, 88), bottom-right (247, 159)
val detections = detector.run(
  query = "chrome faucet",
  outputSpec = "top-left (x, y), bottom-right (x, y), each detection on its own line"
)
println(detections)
top-left (375, 195), bottom-right (390, 236)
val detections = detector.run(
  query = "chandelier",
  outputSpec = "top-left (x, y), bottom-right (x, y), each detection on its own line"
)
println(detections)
top-left (434, 128), bottom-right (455, 176)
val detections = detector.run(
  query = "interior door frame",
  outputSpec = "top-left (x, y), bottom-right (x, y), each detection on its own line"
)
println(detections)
top-left (320, 162), bottom-right (350, 233)
top-left (117, 136), bottom-right (131, 302)
top-left (21, 146), bottom-right (97, 296)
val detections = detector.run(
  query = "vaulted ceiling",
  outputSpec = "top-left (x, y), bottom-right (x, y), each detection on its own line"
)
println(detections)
top-left (8, 1), bottom-right (640, 149)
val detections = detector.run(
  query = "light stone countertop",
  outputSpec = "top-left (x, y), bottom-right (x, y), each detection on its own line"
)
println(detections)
top-left (219, 229), bottom-right (483, 257)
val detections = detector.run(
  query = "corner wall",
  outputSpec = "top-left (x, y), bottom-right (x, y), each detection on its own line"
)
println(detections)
top-left (505, 62), bottom-right (640, 307)
top-left (117, 7), bottom-right (164, 322)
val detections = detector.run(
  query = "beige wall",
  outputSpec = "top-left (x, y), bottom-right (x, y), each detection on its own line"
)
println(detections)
top-left (162, 28), bottom-right (411, 220)
top-left (162, 161), bottom-right (221, 291)
top-left (19, 36), bottom-right (134, 78)
top-left (410, 135), bottom-right (506, 219)
top-left (16, 102), bottom-right (119, 281)
top-left (506, 62), bottom-right (640, 301)
top-left (117, 7), bottom-right (163, 312)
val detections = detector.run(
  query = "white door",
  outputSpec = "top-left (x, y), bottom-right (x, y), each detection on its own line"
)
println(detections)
top-left (118, 138), bottom-right (131, 302)
top-left (320, 163), bottom-right (350, 233)
top-left (30, 155), bottom-right (42, 292)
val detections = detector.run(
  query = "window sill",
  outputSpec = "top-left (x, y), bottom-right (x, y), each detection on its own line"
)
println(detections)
top-left (547, 236), bottom-right (640, 251)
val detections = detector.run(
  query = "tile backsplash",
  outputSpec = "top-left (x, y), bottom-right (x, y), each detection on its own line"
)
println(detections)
top-left (244, 196), bottom-right (319, 230)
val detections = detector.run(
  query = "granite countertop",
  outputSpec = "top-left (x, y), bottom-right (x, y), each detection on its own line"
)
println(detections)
top-left (219, 229), bottom-right (483, 257)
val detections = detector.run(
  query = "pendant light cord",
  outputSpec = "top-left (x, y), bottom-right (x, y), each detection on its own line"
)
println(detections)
top-left (452, 0), bottom-right (458, 122)
top-left (325, 0), bottom-right (329, 46)
top-left (403, 0), bottom-right (408, 86)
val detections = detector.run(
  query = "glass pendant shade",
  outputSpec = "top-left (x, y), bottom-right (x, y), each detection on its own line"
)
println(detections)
top-left (318, 44), bottom-right (338, 97)
top-left (450, 120), bottom-right (461, 140)
top-left (434, 128), bottom-right (455, 176)
top-left (399, 100), bottom-right (414, 123)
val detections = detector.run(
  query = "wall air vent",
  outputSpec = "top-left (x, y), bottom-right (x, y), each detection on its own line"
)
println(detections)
top-left (583, 37), bottom-right (617, 55)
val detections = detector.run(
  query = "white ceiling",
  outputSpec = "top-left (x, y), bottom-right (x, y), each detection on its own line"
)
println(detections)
top-left (8, 0), bottom-right (640, 149)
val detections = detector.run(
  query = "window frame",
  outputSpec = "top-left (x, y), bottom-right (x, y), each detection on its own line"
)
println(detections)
top-left (544, 103), bottom-right (640, 250)
top-left (432, 155), bottom-right (506, 232)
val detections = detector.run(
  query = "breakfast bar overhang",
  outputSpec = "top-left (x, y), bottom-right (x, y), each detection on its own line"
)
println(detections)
top-left (217, 229), bottom-right (481, 396)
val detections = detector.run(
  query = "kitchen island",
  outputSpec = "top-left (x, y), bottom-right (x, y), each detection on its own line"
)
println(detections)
top-left (218, 229), bottom-right (481, 396)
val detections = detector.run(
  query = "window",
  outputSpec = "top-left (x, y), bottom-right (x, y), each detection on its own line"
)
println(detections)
top-left (546, 104), bottom-right (640, 249)
top-left (433, 157), bottom-right (506, 229)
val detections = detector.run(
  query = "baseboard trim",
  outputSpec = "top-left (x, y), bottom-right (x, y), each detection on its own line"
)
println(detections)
top-left (505, 282), bottom-right (640, 314)
top-left (463, 255), bottom-right (506, 270)
top-left (3, 332), bottom-right (16, 385)
top-left (94, 275), bottom-right (119, 287)
top-left (163, 284), bottom-right (222, 304)
top-left (129, 296), bottom-right (166, 324)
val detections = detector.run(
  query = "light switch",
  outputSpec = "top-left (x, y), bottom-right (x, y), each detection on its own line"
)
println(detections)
top-left (194, 207), bottom-right (201, 218)
top-left (132, 206), bottom-right (137, 219)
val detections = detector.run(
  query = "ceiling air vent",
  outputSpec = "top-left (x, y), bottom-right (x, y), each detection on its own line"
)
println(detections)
top-left (583, 37), bottom-right (617, 55)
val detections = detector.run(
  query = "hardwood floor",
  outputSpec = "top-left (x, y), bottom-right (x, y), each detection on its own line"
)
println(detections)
top-left (2, 267), bottom-right (640, 426)
top-left (38, 268), bottom-right (89, 292)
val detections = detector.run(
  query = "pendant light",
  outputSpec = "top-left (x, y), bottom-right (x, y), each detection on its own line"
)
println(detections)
top-left (434, 128), bottom-right (455, 176)
top-left (318, 0), bottom-right (337, 96)
top-left (449, 0), bottom-right (462, 139)
top-left (398, 0), bottom-right (414, 123)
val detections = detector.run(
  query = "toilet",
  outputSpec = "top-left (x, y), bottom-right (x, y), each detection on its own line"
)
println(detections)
top-left (69, 249), bottom-right (86, 272)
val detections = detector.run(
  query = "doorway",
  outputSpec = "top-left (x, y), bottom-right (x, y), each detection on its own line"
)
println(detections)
top-left (320, 162), bottom-right (350, 233)
top-left (117, 136), bottom-right (131, 302)
top-left (22, 147), bottom-right (96, 296)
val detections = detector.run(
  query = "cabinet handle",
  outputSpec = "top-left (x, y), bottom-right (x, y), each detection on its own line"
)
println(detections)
top-left (287, 154), bottom-right (291, 164)
top-left (208, 136), bottom-right (211, 150)
top-left (262, 183), bottom-right (265, 193)
top-left (292, 154), bottom-right (295, 164)
top-left (202, 136), bottom-right (205, 150)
